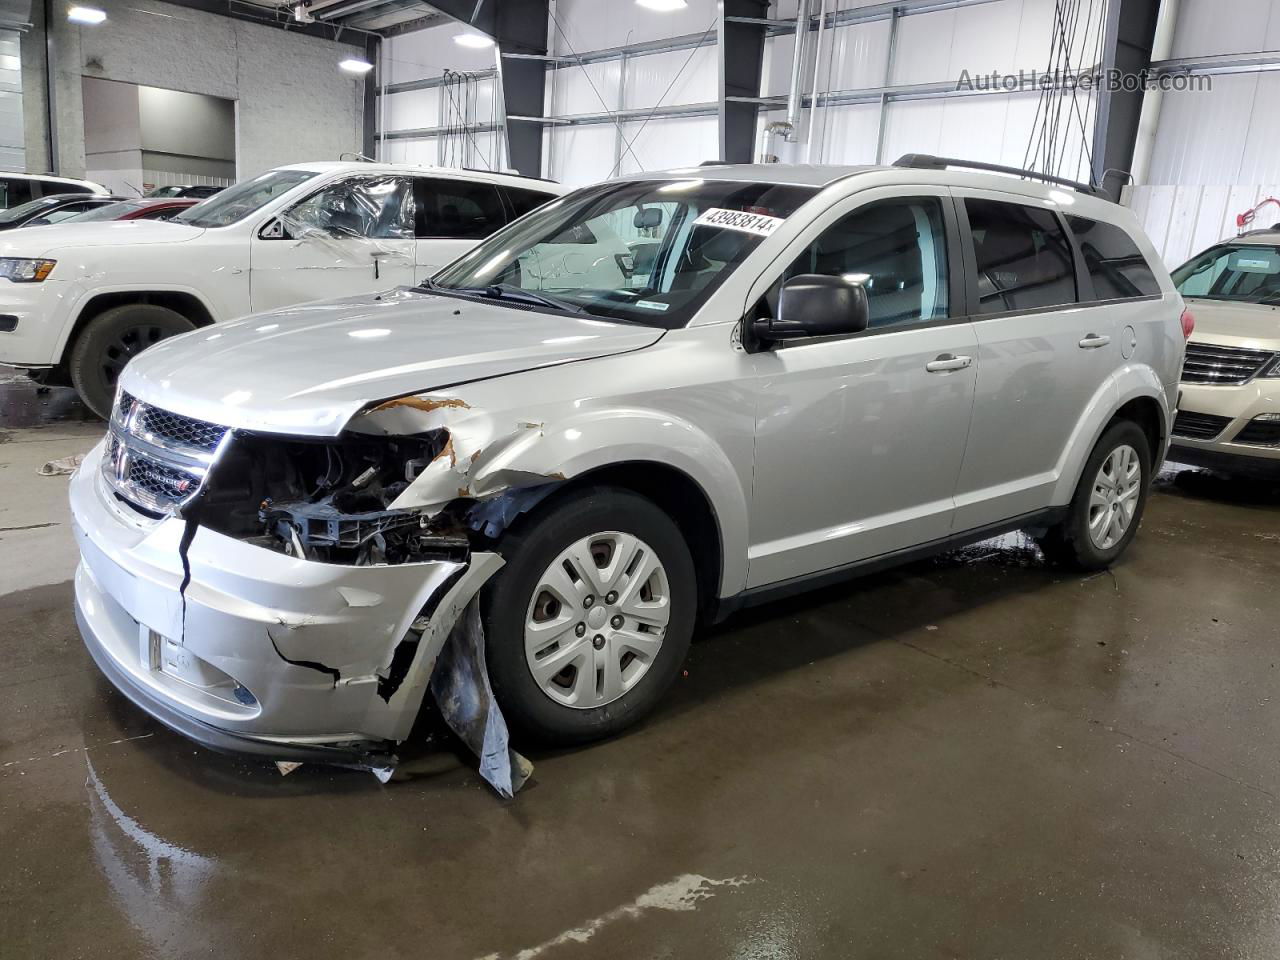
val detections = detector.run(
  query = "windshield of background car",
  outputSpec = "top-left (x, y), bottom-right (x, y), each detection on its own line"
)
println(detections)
top-left (1173, 244), bottom-right (1280, 304)
top-left (174, 170), bottom-right (317, 228)
top-left (431, 179), bottom-right (819, 328)
top-left (65, 200), bottom-right (147, 222)
top-left (0, 197), bottom-right (60, 225)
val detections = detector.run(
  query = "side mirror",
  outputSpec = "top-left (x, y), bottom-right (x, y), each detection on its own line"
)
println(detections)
top-left (752, 273), bottom-right (869, 344)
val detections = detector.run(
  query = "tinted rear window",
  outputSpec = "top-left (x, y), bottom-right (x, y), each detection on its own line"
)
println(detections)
top-left (1067, 215), bottom-right (1161, 299)
top-left (420, 179), bottom-right (506, 239)
top-left (504, 186), bottom-right (559, 220)
top-left (966, 199), bottom-right (1077, 314)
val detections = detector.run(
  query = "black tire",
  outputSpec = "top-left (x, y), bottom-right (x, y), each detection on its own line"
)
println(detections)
top-left (69, 304), bottom-right (195, 418)
top-left (1035, 419), bottom-right (1152, 570)
top-left (482, 486), bottom-right (697, 746)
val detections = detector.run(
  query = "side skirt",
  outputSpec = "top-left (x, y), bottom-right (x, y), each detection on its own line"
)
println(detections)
top-left (712, 506), bottom-right (1067, 622)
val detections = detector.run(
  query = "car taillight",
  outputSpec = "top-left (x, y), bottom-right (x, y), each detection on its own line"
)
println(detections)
top-left (1180, 308), bottom-right (1195, 339)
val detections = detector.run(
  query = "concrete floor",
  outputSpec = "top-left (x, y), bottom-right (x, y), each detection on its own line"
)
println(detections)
top-left (4, 374), bottom-right (1280, 960)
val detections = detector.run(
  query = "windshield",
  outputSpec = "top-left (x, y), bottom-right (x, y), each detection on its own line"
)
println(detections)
top-left (0, 196), bottom-right (61, 225)
top-left (174, 169), bottom-right (317, 228)
top-left (65, 200), bottom-right (146, 222)
top-left (432, 178), bottom-right (818, 328)
top-left (1173, 244), bottom-right (1280, 305)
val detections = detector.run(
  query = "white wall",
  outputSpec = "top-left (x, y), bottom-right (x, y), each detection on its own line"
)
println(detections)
top-left (1126, 0), bottom-right (1280, 265)
top-left (535, 0), bottom-right (1103, 187)
top-left (760, 0), bottom-right (1099, 179)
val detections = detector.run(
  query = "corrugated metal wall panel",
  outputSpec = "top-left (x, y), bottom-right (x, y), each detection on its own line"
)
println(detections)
top-left (617, 114), bottom-right (719, 175)
top-left (0, 30), bottom-right (21, 172)
top-left (621, 45), bottom-right (716, 110)
top-left (549, 60), bottom-right (621, 117)
top-left (1169, 0), bottom-right (1280, 59)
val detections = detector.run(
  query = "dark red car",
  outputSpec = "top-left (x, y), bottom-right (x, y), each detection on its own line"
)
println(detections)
top-left (61, 198), bottom-right (199, 223)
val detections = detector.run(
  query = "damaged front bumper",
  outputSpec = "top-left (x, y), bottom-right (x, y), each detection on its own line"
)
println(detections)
top-left (71, 440), bottom-right (501, 765)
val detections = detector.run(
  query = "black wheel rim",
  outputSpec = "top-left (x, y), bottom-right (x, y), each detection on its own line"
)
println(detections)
top-left (99, 324), bottom-right (167, 388)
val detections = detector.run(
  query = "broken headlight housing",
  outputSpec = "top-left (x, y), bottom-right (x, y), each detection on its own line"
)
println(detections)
top-left (0, 258), bottom-right (56, 282)
top-left (194, 428), bottom-right (468, 565)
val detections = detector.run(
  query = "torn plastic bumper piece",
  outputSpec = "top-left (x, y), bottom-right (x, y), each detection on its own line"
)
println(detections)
top-left (70, 440), bottom-right (505, 767)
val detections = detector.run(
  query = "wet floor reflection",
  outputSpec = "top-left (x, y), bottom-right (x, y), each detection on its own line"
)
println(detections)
top-left (86, 754), bottom-right (218, 953)
top-left (0, 374), bottom-right (96, 429)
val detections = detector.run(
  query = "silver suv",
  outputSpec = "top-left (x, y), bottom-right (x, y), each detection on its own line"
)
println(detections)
top-left (70, 156), bottom-right (1186, 772)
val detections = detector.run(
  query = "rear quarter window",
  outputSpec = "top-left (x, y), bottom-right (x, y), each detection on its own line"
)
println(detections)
top-left (1066, 215), bottom-right (1161, 300)
top-left (504, 186), bottom-right (559, 221)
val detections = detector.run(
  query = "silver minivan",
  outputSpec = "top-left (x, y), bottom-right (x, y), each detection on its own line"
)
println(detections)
top-left (71, 156), bottom-right (1186, 775)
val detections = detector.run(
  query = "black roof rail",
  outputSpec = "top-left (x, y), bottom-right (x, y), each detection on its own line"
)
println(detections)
top-left (461, 166), bottom-right (559, 185)
top-left (893, 154), bottom-right (1103, 197)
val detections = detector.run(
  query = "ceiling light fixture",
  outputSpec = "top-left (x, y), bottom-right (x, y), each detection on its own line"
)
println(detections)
top-left (339, 57), bottom-right (374, 74)
top-left (636, 0), bottom-right (688, 11)
top-left (454, 32), bottom-right (495, 49)
top-left (67, 5), bottom-right (106, 24)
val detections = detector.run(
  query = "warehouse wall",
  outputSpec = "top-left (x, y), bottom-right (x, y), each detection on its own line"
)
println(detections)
top-left (378, 26), bottom-right (501, 170)
top-left (1125, 0), bottom-right (1280, 266)
top-left (23, 0), bottom-right (366, 181)
top-left (535, 0), bottom-right (1100, 187)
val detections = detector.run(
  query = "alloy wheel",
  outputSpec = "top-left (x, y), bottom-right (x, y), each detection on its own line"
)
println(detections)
top-left (1088, 443), bottom-right (1142, 550)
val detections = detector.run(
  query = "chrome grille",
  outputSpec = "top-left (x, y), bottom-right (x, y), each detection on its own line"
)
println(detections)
top-left (118, 391), bottom-right (226, 452)
top-left (1181, 342), bottom-right (1276, 385)
top-left (102, 393), bottom-right (231, 515)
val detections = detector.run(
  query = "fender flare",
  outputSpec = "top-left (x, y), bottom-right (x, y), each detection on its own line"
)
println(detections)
top-left (1049, 364), bottom-right (1171, 505)
top-left (53, 282), bottom-right (222, 363)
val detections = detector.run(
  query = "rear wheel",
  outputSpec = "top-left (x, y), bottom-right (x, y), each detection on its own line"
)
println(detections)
top-left (482, 486), bottom-right (697, 745)
top-left (1035, 420), bottom-right (1151, 570)
top-left (69, 304), bottom-right (195, 418)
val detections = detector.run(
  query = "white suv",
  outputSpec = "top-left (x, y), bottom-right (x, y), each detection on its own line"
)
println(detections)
top-left (0, 162), bottom-right (562, 416)
top-left (70, 157), bottom-right (1186, 781)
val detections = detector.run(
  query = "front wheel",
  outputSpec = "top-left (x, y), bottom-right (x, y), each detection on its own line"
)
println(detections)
top-left (482, 486), bottom-right (697, 746)
top-left (1035, 420), bottom-right (1152, 570)
top-left (69, 304), bottom-right (195, 418)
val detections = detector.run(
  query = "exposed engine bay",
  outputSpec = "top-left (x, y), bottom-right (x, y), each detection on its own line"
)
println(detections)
top-left (189, 428), bottom-right (556, 567)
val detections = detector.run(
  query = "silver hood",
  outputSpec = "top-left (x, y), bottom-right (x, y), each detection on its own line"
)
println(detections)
top-left (120, 288), bottom-right (665, 436)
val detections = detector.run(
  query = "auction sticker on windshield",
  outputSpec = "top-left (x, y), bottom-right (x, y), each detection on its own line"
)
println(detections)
top-left (693, 208), bottom-right (785, 236)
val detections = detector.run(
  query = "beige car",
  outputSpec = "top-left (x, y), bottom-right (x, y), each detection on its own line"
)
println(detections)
top-left (1170, 233), bottom-right (1280, 474)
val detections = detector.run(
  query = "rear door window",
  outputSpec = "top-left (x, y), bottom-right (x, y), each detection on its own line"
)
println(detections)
top-left (965, 199), bottom-right (1077, 314)
top-left (419, 178), bottom-right (505, 239)
top-left (1066, 215), bottom-right (1161, 299)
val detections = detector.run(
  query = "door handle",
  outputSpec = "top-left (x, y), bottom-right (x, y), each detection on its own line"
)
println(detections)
top-left (925, 354), bottom-right (973, 373)
top-left (1079, 333), bottom-right (1111, 349)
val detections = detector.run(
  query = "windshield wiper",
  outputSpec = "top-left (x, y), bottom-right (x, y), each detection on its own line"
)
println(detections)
top-left (448, 283), bottom-right (591, 316)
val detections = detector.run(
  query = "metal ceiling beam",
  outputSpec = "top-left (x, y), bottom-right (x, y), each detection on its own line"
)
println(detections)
top-left (1090, 0), bottom-right (1160, 198)
top-left (719, 0), bottom-right (769, 163)
top-left (155, 0), bottom-right (377, 40)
